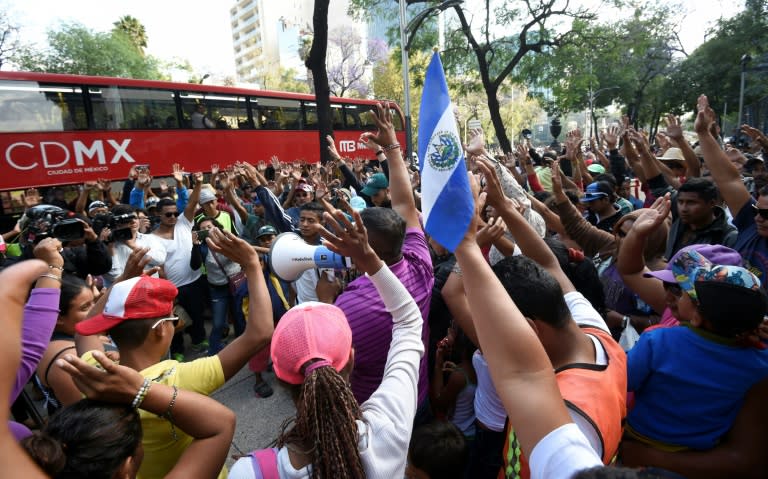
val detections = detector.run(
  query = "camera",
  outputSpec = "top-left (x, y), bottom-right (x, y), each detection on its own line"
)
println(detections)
top-left (20, 205), bottom-right (85, 243)
top-left (92, 212), bottom-right (137, 242)
top-left (197, 229), bottom-right (210, 242)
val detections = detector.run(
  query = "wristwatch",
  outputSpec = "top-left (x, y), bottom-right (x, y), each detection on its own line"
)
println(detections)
top-left (621, 315), bottom-right (630, 330)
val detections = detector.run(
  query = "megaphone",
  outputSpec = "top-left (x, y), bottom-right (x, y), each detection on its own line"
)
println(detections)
top-left (268, 232), bottom-right (352, 282)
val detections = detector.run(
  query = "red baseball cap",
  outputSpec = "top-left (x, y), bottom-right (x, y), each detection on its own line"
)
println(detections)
top-left (270, 302), bottom-right (352, 384)
top-left (75, 276), bottom-right (178, 335)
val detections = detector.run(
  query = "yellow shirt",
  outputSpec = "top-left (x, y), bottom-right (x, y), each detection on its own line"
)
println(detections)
top-left (83, 353), bottom-right (227, 479)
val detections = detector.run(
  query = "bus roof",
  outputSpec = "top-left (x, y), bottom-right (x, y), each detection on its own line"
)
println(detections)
top-left (0, 71), bottom-right (392, 106)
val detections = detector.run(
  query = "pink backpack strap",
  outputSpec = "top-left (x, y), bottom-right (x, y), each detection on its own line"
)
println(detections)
top-left (250, 448), bottom-right (279, 479)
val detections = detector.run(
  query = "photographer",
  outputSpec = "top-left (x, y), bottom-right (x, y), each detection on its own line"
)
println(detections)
top-left (4, 205), bottom-right (112, 280)
top-left (101, 204), bottom-right (166, 287)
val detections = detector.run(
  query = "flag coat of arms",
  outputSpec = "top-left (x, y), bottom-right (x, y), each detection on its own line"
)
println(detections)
top-left (417, 52), bottom-right (474, 252)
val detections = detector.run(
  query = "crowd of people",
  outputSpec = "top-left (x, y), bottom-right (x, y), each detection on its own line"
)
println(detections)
top-left (1, 95), bottom-right (768, 478)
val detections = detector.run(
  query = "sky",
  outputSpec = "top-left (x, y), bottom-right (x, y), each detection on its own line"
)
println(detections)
top-left (7, 0), bottom-right (740, 80)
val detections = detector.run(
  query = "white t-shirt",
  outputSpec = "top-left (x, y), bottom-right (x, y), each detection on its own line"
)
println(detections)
top-left (528, 423), bottom-right (602, 479)
top-left (293, 268), bottom-right (320, 304)
top-left (153, 214), bottom-right (201, 287)
top-left (103, 232), bottom-right (167, 287)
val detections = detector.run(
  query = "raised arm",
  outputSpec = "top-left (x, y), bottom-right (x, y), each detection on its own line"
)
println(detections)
top-left (184, 171), bottom-right (203, 222)
top-left (365, 102), bottom-right (420, 229)
top-left (696, 95), bottom-right (752, 213)
top-left (616, 196), bottom-right (672, 316)
top-left (57, 351), bottom-right (235, 479)
top-left (664, 114), bottom-right (700, 178)
top-left (0, 259), bottom-right (50, 479)
top-left (453, 189), bottom-right (575, 460)
top-left (478, 159), bottom-right (575, 294)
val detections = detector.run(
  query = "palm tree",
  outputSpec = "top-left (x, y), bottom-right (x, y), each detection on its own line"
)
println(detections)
top-left (113, 15), bottom-right (147, 55)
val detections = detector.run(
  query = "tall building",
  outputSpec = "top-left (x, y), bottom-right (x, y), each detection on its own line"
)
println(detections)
top-left (230, 0), bottom-right (370, 88)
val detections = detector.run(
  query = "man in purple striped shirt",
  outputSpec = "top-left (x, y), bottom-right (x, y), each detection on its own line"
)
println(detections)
top-left (333, 105), bottom-right (434, 416)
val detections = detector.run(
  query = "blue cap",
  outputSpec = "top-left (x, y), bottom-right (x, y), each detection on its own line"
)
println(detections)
top-left (580, 182), bottom-right (610, 203)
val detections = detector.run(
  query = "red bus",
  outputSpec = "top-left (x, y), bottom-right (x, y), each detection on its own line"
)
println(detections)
top-left (0, 71), bottom-right (405, 217)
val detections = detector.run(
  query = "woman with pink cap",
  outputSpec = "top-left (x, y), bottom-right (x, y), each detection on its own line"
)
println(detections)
top-left (228, 209), bottom-right (425, 479)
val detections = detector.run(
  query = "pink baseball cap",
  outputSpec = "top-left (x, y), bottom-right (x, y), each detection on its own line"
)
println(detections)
top-left (75, 276), bottom-right (178, 335)
top-left (270, 301), bottom-right (352, 384)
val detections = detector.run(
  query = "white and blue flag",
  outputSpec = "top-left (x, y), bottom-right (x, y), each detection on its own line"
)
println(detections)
top-left (417, 52), bottom-right (474, 252)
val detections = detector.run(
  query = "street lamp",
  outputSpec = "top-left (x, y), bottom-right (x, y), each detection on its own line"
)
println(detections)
top-left (737, 54), bottom-right (752, 132)
top-left (399, 0), bottom-right (462, 158)
top-left (198, 73), bottom-right (210, 84)
top-left (588, 86), bottom-right (618, 138)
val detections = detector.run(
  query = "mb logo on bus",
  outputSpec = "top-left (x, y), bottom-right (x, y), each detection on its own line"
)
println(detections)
top-left (5, 139), bottom-right (136, 171)
top-left (339, 140), bottom-right (356, 153)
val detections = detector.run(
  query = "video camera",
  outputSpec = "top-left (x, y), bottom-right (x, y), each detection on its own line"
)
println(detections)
top-left (20, 205), bottom-right (84, 243)
top-left (91, 212), bottom-right (136, 243)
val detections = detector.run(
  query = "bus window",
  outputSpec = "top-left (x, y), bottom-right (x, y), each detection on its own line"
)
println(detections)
top-left (389, 107), bottom-right (404, 130)
top-left (343, 104), bottom-right (376, 130)
top-left (89, 87), bottom-right (177, 130)
top-left (0, 81), bottom-right (87, 132)
top-left (303, 101), bottom-right (318, 130)
top-left (303, 102), bottom-right (345, 130)
top-left (180, 93), bottom-right (249, 129)
top-left (254, 97), bottom-right (302, 130)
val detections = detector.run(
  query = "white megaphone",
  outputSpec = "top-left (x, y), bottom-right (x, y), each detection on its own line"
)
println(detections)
top-left (268, 232), bottom-right (352, 282)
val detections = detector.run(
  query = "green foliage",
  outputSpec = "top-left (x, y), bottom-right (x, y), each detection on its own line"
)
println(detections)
top-left (15, 22), bottom-right (162, 79)
top-left (665, 0), bottom-right (768, 119)
top-left (262, 67), bottom-right (311, 93)
top-left (112, 15), bottom-right (148, 54)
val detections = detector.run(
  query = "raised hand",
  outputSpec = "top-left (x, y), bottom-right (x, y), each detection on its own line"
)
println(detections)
top-left (629, 194), bottom-right (671, 238)
top-left (694, 94), bottom-right (717, 135)
top-left (270, 155), bottom-right (280, 170)
top-left (158, 179), bottom-right (169, 192)
top-left (476, 216), bottom-right (506, 248)
top-left (603, 124), bottom-right (621, 150)
top-left (117, 247), bottom-right (161, 281)
top-left (475, 158), bottom-right (508, 209)
top-left (211, 163), bottom-right (220, 176)
top-left (206, 227), bottom-right (258, 266)
top-left (23, 188), bottom-right (41, 208)
top-left (550, 160), bottom-right (566, 200)
top-left (83, 180), bottom-right (98, 190)
top-left (318, 209), bottom-right (382, 275)
top-left (655, 133), bottom-right (671, 151)
top-left (741, 124), bottom-right (768, 146)
top-left (33, 237), bottom-right (64, 267)
top-left (363, 102), bottom-right (400, 150)
top-left (57, 350), bottom-right (143, 404)
top-left (326, 134), bottom-right (343, 161)
top-left (465, 128), bottom-right (487, 157)
top-left (663, 114), bottom-right (684, 143)
top-left (172, 163), bottom-right (185, 184)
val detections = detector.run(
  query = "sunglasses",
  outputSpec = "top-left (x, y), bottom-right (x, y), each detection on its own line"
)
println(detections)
top-left (164, 211), bottom-right (181, 218)
top-left (752, 204), bottom-right (768, 220)
top-left (151, 316), bottom-right (180, 329)
top-left (662, 281), bottom-right (683, 298)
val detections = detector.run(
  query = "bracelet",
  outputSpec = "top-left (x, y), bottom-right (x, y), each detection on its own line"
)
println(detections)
top-left (375, 149), bottom-right (384, 156)
top-left (48, 264), bottom-right (64, 271)
top-left (131, 378), bottom-right (151, 408)
top-left (381, 143), bottom-right (401, 152)
top-left (38, 273), bottom-right (62, 283)
top-left (163, 385), bottom-right (179, 441)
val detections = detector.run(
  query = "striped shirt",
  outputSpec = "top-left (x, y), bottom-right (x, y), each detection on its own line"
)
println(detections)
top-left (336, 228), bottom-right (434, 405)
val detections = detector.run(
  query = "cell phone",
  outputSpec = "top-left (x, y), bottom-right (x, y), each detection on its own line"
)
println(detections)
top-left (197, 230), bottom-right (209, 242)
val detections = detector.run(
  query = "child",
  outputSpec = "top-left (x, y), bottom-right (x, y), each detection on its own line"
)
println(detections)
top-left (627, 249), bottom-right (768, 450)
top-left (406, 421), bottom-right (468, 479)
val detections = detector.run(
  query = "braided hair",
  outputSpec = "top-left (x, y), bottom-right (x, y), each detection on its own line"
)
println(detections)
top-left (278, 364), bottom-right (365, 479)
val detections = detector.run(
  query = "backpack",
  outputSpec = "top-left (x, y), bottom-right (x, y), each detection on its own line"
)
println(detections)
top-left (250, 448), bottom-right (279, 479)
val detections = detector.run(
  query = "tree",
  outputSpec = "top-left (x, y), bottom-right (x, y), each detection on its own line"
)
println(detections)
top-left (327, 26), bottom-right (388, 97)
top-left (261, 67), bottom-right (311, 93)
top-left (351, 0), bottom-right (593, 153)
top-left (112, 15), bottom-right (148, 55)
top-left (0, 9), bottom-right (20, 69)
top-left (305, 0), bottom-right (333, 163)
top-left (15, 22), bottom-right (161, 79)
top-left (665, 0), bottom-right (768, 127)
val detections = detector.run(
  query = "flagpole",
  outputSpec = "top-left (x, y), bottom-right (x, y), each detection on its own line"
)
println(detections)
top-left (399, 0), bottom-right (413, 159)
